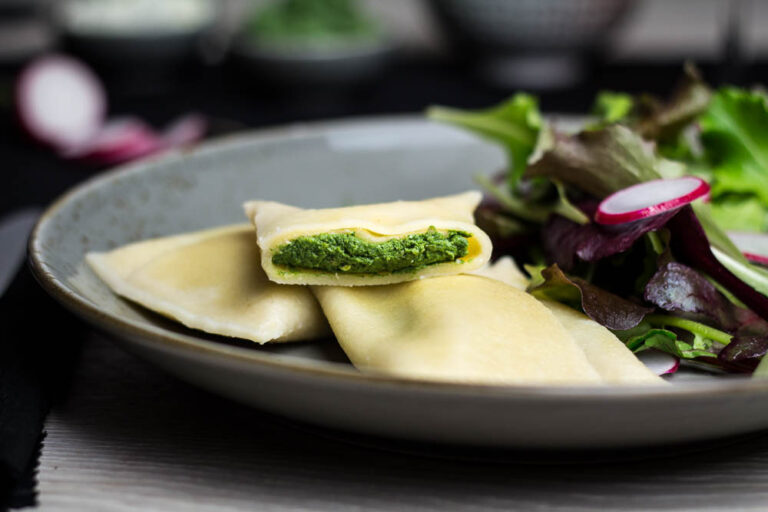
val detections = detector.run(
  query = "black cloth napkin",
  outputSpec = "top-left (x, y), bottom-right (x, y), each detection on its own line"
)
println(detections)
top-left (0, 264), bottom-right (85, 509)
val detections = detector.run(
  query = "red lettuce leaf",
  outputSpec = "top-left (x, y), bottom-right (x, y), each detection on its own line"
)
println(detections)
top-left (642, 261), bottom-right (768, 372)
top-left (543, 202), bottom-right (676, 271)
top-left (528, 264), bottom-right (653, 330)
top-left (644, 262), bottom-right (741, 331)
top-left (718, 336), bottom-right (768, 370)
top-left (667, 205), bottom-right (768, 320)
top-left (525, 125), bottom-right (662, 198)
top-left (635, 63), bottom-right (712, 142)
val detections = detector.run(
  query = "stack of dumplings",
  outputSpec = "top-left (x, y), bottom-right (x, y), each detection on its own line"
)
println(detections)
top-left (87, 191), bottom-right (664, 386)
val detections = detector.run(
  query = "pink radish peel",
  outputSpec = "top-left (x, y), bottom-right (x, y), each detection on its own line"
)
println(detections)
top-left (16, 55), bottom-right (206, 166)
top-left (637, 350), bottom-right (679, 375)
top-left (595, 176), bottom-right (710, 225)
top-left (728, 231), bottom-right (768, 266)
top-left (16, 54), bottom-right (106, 150)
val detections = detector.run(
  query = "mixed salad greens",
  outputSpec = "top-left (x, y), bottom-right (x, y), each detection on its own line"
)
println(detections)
top-left (427, 65), bottom-right (768, 377)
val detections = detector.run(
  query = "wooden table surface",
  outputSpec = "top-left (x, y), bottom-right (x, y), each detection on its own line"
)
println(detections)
top-left (35, 333), bottom-right (768, 512)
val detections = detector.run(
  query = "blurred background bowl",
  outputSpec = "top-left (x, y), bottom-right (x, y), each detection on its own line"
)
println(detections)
top-left (232, 36), bottom-right (393, 87)
top-left (0, 0), bottom-right (55, 67)
top-left (231, 0), bottom-right (392, 87)
top-left (429, 0), bottom-right (637, 89)
top-left (54, 0), bottom-right (217, 66)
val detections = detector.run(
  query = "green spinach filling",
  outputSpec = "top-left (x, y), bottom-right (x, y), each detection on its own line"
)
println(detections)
top-left (272, 228), bottom-right (471, 274)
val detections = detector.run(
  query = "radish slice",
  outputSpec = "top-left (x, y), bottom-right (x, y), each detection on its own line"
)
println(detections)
top-left (595, 176), bottom-right (710, 226)
top-left (637, 349), bottom-right (680, 375)
top-left (62, 117), bottom-right (163, 165)
top-left (99, 130), bottom-right (163, 164)
top-left (728, 231), bottom-right (768, 266)
top-left (16, 54), bottom-right (106, 151)
top-left (61, 117), bottom-right (153, 158)
top-left (161, 113), bottom-right (206, 148)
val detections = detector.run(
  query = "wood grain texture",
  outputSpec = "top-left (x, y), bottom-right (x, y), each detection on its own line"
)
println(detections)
top-left (38, 334), bottom-right (768, 511)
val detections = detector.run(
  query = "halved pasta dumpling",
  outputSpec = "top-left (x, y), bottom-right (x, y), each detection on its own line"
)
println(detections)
top-left (86, 225), bottom-right (330, 343)
top-left (244, 191), bottom-right (493, 286)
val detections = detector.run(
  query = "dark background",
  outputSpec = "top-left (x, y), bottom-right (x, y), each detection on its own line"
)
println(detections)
top-left (3, 0), bottom-right (768, 217)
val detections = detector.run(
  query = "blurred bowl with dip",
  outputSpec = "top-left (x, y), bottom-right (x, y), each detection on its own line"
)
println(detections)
top-left (429, 0), bottom-right (636, 89)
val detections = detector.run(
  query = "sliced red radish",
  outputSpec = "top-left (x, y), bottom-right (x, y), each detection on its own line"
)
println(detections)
top-left (99, 131), bottom-right (163, 164)
top-left (61, 117), bottom-right (153, 158)
top-left (595, 176), bottom-right (710, 226)
top-left (16, 54), bottom-right (106, 151)
top-left (728, 231), bottom-right (768, 266)
top-left (62, 113), bottom-right (207, 166)
top-left (637, 349), bottom-right (680, 375)
top-left (161, 113), bottom-right (206, 148)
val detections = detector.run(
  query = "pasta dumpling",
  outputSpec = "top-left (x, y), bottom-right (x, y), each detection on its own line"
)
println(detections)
top-left (244, 192), bottom-right (493, 286)
top-left (87, 225), bottom-right (330, 343)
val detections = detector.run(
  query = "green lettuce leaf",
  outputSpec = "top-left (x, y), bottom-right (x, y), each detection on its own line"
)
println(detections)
top-left (624, 328), bottom-right (717, 359)
top-left (589, 64), bottom-right (710, 147)
top-left (691, 202), bottom-right (749, 262)
top-left (700, 87), bottom-right (768, 203)
top-left (427, 94), bottom-right (542, 188)
top-left (710, 196), bottom-right (768, 232)
top-left (754, 353), bottom-right (768, 378)
top-left (525, 125), bottom-right (662, 198)
top-left (711, 246), bottom-right (768, 299)
top-left (473, 174), bottom-right (589, 226)
top-left (591, 91), bottom-right (634, 125)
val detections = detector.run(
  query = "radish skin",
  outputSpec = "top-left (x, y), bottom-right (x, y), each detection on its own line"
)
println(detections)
top-left (637, 350), bottom-right (679, 375)
top-left (728, 231), bottom-right (768, 266)
top-left (16, 54), bottom-right (106, 151)
top-left (595, 176), bottom-right (710, 225)
top-left (161, 113), bottom-right (206, 148)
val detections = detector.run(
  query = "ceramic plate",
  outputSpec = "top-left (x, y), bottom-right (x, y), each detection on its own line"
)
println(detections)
top-left (30, 117), bottom-right (768, 450)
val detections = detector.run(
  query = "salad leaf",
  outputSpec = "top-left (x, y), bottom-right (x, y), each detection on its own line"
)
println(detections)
top-left (667, 206), bottom-right (768, 319)
top-left (644, 262), bottom-right (740, 331)
top-left (718, 335), bottom-right (768, 369)
top-left (552, 180), bottom-right (590, 225)
top-left (475, 205), bottom-right (528, 238)
top-left (525, 125), bottom-right (661, 198)
top-left (624, 321), bottom-right (765, 372)
top-left (644, 314), bottom-right (733, 345)
top-left (591, 92), bottom-right (634, 125)
top-left (542, 202), bottom-right (677, 271)
top-left (625, 328), bottom-right (717, 359)
top-left (734, 308), bottom-right (768, 337)
top-left (474, 174), bottom-right (588, 225)
top-left (691, 202), bottom-right (749, 262)
top-left (474, 173), bottom-right (549, 224)
top-left (635, 63), bottom-right (711, 142)
top-left (753, 353), bottom-right (768, 378)
top-left (427, 94), bottom-right (542, 188)
top-left (527, 264), bottom-right (653, 330)
top-left (700, 87), bottom-right (768, 203)
top-left (588, 63), bottom-right (710, 155)
top-left (710, 246), bottom-right (768, 299)
top-left (710, 196), bottom-right (768, 232)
